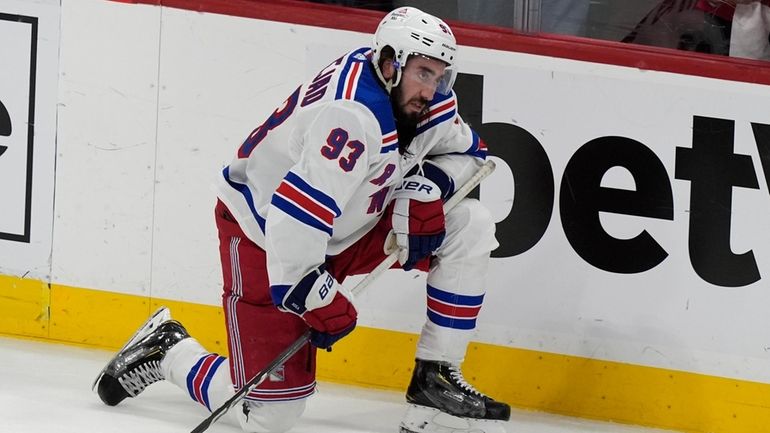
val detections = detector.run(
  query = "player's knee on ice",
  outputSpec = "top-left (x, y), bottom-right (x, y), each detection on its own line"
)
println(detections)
top-left (235, 399), bottom-right (306, 433)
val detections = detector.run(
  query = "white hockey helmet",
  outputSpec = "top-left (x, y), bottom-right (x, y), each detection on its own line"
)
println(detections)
top-left (372, 7), bottom-right (458, 95)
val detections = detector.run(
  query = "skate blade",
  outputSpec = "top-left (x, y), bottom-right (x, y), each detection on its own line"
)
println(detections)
top-left (399, 404), bottom-right (507, 433)
top-left (91, 306), bottom-right (171, 391)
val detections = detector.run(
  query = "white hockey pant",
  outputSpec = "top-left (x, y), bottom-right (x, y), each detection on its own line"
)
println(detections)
top-left (161, 338), bottom-right (306, 433)
top-left (416, 198), bottom-right (498, 364)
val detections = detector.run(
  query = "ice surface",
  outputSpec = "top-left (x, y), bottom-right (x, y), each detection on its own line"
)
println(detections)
top-left (0, 336), bottom-right (677, 433)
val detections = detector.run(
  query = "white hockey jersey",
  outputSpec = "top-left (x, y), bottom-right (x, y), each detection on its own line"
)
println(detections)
top-left (215, 47), bottom-right (488, 289)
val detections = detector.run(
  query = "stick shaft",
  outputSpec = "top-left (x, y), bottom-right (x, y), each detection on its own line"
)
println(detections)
top-left (190, 159), bottom-right (496, 433)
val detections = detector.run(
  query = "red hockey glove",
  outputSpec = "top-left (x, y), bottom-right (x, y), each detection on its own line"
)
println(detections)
top-left (270, 264), bottom-right (357, 349)
top-left (388, 175), bottom-right (446, 271)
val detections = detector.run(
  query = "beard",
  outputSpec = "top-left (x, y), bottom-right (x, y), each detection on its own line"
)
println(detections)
top-left (392, 85), bottom-right (429, 127)
top-left (391, 85), bottom-right (429, 154)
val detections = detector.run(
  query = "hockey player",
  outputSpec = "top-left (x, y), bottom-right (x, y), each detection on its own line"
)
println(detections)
top-left (94, 6), bottom-right (510, 433)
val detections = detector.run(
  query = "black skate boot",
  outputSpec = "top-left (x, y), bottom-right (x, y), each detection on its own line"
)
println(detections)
top-left (400, 359), bottom-right (510, 433)
top-left (92, 307), bottom-right (189, 406)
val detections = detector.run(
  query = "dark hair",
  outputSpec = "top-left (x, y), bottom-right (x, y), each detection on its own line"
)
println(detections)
top-left (378, 45), bottom-right (396, 69)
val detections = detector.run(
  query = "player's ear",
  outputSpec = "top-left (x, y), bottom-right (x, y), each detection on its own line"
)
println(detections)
top-left (380, 58), bottom-right (395, 81)
top-left (378, 46), bottom-right (397, 81)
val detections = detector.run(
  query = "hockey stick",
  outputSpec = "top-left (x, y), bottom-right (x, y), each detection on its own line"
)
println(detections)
top-left (190, 159), bottom-right (496, 433)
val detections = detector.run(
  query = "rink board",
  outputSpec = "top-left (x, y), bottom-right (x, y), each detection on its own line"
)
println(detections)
top-left (1, 1), bottom-right (770, 433)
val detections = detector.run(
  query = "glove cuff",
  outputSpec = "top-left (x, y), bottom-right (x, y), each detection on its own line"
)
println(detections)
top-left (420, 160), bottom-right (455, 201)
top-left (392, 175), bottom-right (441, 202)
top-left (271, 264), bottom-right (350, 316)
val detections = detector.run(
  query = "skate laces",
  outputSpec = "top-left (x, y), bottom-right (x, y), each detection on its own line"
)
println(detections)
top-left (447, 365), bottom-right (483, 397)
top-left (118, 360), bottom-right (164, 396)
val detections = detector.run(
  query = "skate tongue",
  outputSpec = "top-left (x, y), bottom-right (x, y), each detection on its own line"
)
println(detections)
top-left (400, 404), bottom-right (507, 433)
top-left (448, 366), bottom-right (482, 397)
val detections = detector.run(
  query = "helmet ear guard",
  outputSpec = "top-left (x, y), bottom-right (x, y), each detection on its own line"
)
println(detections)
top-left (373, 46), bottom-right (402, 94)
top-left (372, 7), bottom-right (458, 95)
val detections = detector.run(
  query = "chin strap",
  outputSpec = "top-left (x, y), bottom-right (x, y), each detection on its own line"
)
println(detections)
top-left (373, 61), bottom-right (401, 95)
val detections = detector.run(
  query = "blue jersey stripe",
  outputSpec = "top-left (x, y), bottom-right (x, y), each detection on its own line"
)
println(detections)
top-left (415, 90), bottom-right (455, 135)
top-left (201, 356), bottom-right (226, 410)
top-left (427, 310), bottom-right (478, 330)
top-left (335, 47), bottom-right (396, 137)
top-left (416, 109), bottom-right (456, 136)
top-left (186, 356), bottom-right (209, 406)
top-left (427, 284), bottom-right (485, 306)
top-left (284, 171), bottom-right (341, 217)
top-left (271, 194), bottom-right (333, 236)
top-left (335, 50), bottom-right (358, 100)
top-left (447, 149), bottom-right (487, 160)
top-left (380, 142), bottom-right (399, 154)
top-left (223, 167), bottom-right (266, 233)
top-left (464, 130), bottom-right (488, 159)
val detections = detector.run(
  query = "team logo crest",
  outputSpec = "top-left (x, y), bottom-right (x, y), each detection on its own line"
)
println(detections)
top-left (269, 365), bottom-right (285, 382)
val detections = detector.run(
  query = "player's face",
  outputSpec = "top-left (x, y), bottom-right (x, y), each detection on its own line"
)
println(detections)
top-left (393, 55), bottom-right (447, 124)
